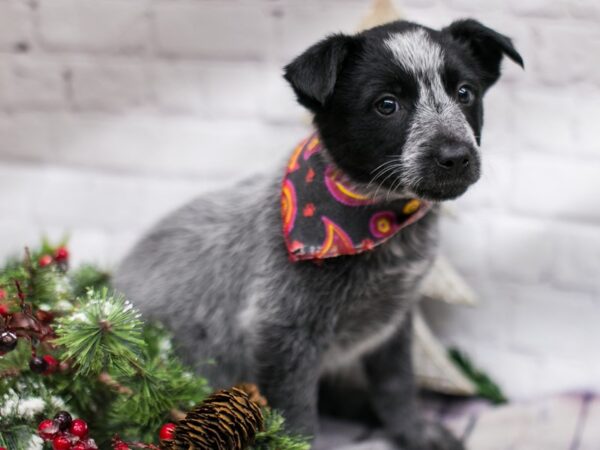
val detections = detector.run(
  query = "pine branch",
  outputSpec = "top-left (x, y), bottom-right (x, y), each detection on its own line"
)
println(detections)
top-left (70, 264), bottom-right (111, 298)
top-left (53, 288), bottom-right (146, 376)
top-left (252, 409), bottom-right (311, 450)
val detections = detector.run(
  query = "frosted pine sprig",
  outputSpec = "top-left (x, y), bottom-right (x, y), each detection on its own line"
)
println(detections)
top-left (53, 288), bottom-right (146, 376)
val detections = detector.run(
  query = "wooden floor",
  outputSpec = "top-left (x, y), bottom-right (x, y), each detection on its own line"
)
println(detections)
top-left (314, 392), bottom-right (600, 450)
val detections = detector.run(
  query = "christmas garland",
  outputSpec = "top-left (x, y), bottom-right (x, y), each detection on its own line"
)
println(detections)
top-left (0, 241), bottom-right (310, 450)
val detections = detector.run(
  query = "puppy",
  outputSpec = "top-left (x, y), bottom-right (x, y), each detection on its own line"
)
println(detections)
top-left (115, 19), bottom-right (522, 449)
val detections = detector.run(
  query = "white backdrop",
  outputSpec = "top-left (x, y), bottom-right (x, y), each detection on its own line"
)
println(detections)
top-left (0, 0), bottom-right (599, 399)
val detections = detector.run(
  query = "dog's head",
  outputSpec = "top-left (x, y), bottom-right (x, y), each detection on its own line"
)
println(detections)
top-left (284, 19), bottom-right (523, 201)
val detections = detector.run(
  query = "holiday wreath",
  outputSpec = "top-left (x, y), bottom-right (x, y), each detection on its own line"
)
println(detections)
top-left (0, 241), bottom-right (309, 450)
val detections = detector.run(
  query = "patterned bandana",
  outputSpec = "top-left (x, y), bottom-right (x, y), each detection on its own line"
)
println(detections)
top-left (281, 132), bottom-right (432, 262)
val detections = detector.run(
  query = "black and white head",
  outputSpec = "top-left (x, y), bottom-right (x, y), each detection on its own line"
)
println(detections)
top-left (284, 19), bottom-right (523, 201)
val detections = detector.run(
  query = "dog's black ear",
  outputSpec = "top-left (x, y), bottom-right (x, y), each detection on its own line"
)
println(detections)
top-left (284, 33), bottom-right (354, 111)
top-left (443, 19), bottom-right (524, 89)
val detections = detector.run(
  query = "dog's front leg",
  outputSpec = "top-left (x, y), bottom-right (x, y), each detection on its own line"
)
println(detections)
top-left (254, 323), bottom-right (325, 440)
top-left (363, 313), bottom-right (464, 450)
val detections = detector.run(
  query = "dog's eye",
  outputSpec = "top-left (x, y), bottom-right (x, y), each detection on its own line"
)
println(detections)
top-left (457, 85), bottom-right (475, 105)
top-left (375, 97), bottom-right (399, 116)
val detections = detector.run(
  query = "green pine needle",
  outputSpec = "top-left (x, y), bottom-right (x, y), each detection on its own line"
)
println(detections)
top-left (70, 264), bottom-right (111, 298)
top-left (252, 409), bottom-right (311, 450)
top-left (54, 288), bottom-right (146, 376)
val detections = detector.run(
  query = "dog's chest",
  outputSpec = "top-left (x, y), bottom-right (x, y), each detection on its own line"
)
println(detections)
top-left (321, 229), bottom-right (435, 372)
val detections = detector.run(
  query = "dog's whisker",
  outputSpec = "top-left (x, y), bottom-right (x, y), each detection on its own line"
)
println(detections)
top-left (370, 159), bottom-right (398, 175)
top-left (367, 161), bottom-right (400, 187)
top-left (370, 164), bottom-right (403, 199)
top-left (368, 163), bottom-right (401, 188)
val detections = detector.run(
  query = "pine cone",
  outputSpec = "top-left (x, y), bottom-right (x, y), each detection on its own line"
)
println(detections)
top-left (235, 383), bottom-right (268, 408)
top-left (163, 387), bottom-right (264, 450)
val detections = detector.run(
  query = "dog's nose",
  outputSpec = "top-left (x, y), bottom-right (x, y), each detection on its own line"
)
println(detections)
top-left (435, 144), bottom-right (471, 172)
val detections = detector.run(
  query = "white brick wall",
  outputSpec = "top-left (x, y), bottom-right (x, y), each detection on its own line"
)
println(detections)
top-left (0, 0), bottom-right (599, 399)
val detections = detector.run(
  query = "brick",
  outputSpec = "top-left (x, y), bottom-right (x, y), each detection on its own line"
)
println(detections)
top-left (49, 114), bottom-right (307, 179)
top-left (552, 222), bottom-right (600, 291)
top-left (569, 0), bottom-right (600, 20)
top-left (512, 89), bottom-right (575, 154)
top-left (0, 217), bottom-right (39, 261)
top-left (51, 114), bottom-right (164, 172)
top-left (488, 215), bottom-right (556, 284)
top-left (508, 0), bottom-right (568, 18)
top-left (69, 60), bottom-right (148, 111)
top-left (38, 0), bottom-right (148, 53)
top-left (0, 161), bottom-right (39, 219)
top-left (399, 0), bottom-right (439, 8)
top-left (444, 0), bottom-right (506, 12)
top-left (26, 165), bottom-right (208, 231)
top-left (276, 1), bottom-right (368, 61)
top-left (480, 86), bottom-right (518, 152)
top-left (63, 229), bottom-right (111, 267)
top-left (153, 1), bottom-right (272, 58)
top-left (0, 113), bottom-right (57, 161)
top-left (573, 87), bottom-right (600, 156)
top-left (259, 63), bottom-right (306, 124)
top-left (149, 119), bottom-right (286, 178)
top-left (533, 23), bottom-right (600, 85)
top-left (439, 211), bottom-right (489, 277)
top-left (9, 57), bottom-right (68, 109)
top-left (454, 153), bottom-right (515, 211)
top-left (510, 286), bottom-right (598, 359)
top-left (511, 153), bottom-right (600, 223)
top-left (0, 60), bottom-right (11, 108)
top-left (399, 7), bottom-right (449, 30)
top-left (0, 1), bottom-right (31, 51)
top-left (153, 61), bottom-right (265, 117)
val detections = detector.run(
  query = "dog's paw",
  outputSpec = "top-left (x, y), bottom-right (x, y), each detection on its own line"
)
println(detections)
top-left (392, 421), bottom-right (464, 450)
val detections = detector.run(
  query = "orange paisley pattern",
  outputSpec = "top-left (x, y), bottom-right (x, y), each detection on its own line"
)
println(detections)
top-left (281, 179), bottom-right (297, 235)
top-left (317, 217), bottom-right (355, 259)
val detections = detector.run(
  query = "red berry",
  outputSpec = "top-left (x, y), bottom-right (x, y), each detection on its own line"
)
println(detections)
top-left (159, 422), bottom-right (176, 440)
top-left (71, 444), bottom-right (87, 450)
top-left (69, 419), bottom-right (88, 438)
top-left (43, 355), bottom-right (59, 375)
top-left (0, 289), bottom-right (6, 299)
top-left (113, 443), bottom-right (130, 450)
top-left (54, 246), bottom-right (69, 262)
top-left (39, 254), bottom-right (53, 267)
top-left (38, 419), bottom-right (59, 440)
top-left (53, 435), bottom-right (72, 450)
top-left (0, 303), bottom-right (9, 316)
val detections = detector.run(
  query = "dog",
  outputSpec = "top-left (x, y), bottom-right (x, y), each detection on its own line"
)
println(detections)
top-left (114, 19), bottom-right (522, 449)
